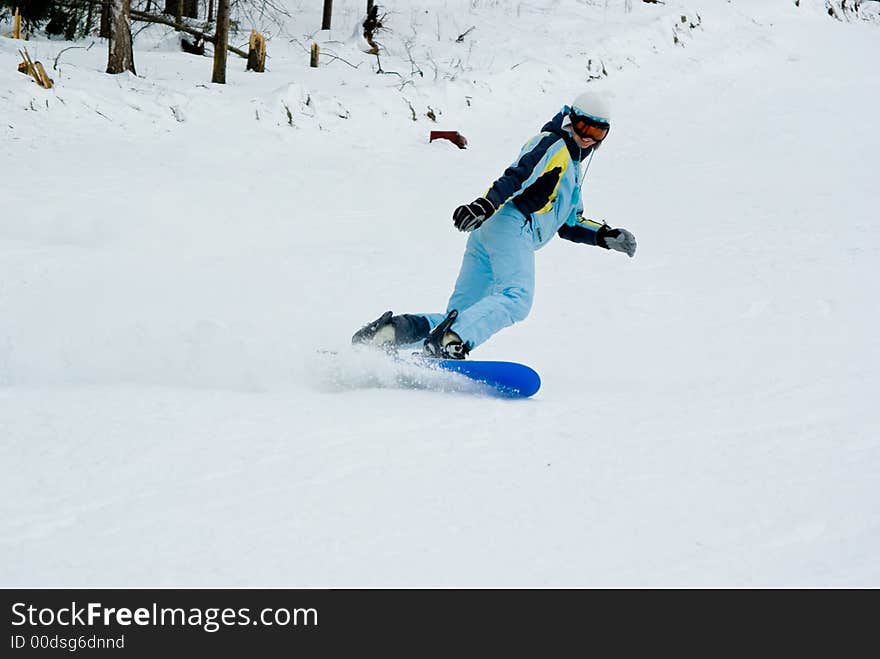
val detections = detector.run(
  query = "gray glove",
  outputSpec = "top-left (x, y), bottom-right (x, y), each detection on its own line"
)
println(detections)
top-left (597, 225), bottom-right (637, 258)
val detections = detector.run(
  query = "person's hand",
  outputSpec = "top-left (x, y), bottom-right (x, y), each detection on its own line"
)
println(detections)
top-left (597, 225), bottom-right (637, 257)
top-left (452, 197), bottom-right (495, 232)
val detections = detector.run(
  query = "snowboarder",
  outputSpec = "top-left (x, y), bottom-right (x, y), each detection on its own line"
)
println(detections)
top-left (353, 91), bottom-right (637, 359)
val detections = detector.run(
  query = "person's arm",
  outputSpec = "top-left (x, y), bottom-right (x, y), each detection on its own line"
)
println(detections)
top-left (484, 133), bottom-right (561, 211)
top-left (453, 134), bottom-right (566, 231)
top-left (558, 216), bottom-right (637, 257)
top-left (557, 216), bottom-right (603, 246)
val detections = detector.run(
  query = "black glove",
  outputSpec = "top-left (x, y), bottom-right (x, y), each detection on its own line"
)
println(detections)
top-left (452, 197), bottom-right (495, 232)
top-left (597, 224), bottom-right (637, 257)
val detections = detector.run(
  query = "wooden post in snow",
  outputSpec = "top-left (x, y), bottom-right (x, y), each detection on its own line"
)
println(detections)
top-left (18, 48), bottom-right (53, 88)
top-left (212, 0), bottom-right (230, 83)
top-left (247, 30), bottom-right (266, 72)
top-left (321, 0), bottom-right (332, 30)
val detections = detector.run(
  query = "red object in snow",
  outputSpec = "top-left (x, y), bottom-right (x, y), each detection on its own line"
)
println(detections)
top-left (430, 131), bottom-right (468, 149)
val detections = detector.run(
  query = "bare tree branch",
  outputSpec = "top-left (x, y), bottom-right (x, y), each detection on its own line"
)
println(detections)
top-left (319, 50), bottom-right (362, 69)
top-left (53, 41), bottom-right (96, 71)
top-left (129, 9), bottom-right (247, 58)
top-left (455, 26), bottom-right (475, 43)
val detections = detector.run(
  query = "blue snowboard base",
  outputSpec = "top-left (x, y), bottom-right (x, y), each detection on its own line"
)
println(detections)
top-left (435, 359), bottom-right (541, 399)
top-left (319, 349), bottom-right (540, 398)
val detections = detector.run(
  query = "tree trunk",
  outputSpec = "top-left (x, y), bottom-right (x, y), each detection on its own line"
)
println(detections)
top-left (162, 0), bottom-right (197, 18)
top-left (85, 1), bottom-right (95, 36)
top-left (100, 1), bottom-right (111, 38)
top-left (322, 0), bottom-right (333, 30)
top-left (212, 0), bottom-right (230, 83)
top-left (107, 0), bottom-right (136, 75)
top-left (363, 3), bottom-right (380, 55)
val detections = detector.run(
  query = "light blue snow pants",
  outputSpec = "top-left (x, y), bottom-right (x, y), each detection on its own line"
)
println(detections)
top-left (421, 207), bottom-right (535, 348)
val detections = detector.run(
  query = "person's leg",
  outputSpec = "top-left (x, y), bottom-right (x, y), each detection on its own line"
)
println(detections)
top-left (369, 212), bottom-right (533, 353)
top-left (447, 232), bottom-right (493, 315)
top-left (352, 230), bottom-right (498, 351)
top-left (351, 311), bottom-right (430, 346)
top-left (418, 231), bottom-right (492, 331)
top-left (450, 213), bottom-right (534, 349)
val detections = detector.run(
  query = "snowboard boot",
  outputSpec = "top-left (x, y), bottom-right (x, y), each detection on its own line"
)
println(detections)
top-left (351, 311), bottom-right (431, 350)
top-left (422, 310), bottom-right (470, 360)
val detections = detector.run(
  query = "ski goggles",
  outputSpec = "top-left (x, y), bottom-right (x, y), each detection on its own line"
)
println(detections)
top-left (570, 114), bottom-right (610, 143)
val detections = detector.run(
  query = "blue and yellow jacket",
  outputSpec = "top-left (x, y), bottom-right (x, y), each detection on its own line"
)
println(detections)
top-left (483, 108), bottom-right (605, 250)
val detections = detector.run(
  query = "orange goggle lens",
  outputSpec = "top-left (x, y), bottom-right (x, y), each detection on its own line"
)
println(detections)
top-left (571, 116), bottom-right (609, 143)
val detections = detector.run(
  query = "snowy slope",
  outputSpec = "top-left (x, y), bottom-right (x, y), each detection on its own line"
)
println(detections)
top-left (1, 0), bottom-right (878, 586)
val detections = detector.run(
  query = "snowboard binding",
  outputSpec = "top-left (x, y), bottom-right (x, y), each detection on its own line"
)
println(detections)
top-left (422, 310), bottom-right (470, 360)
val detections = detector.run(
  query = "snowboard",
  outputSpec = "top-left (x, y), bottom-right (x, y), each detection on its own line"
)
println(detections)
top-left (316, 349), bottom-right (541, 398)
top-left (432, 359), bottom-right (541, 398)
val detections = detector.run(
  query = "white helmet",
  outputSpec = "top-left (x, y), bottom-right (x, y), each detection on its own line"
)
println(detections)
top-left (570, 91), bottom-right (611, 126)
